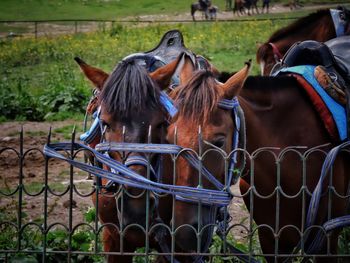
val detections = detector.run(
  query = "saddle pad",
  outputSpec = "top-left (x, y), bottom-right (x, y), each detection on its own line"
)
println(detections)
top-left (279, 65), bottom-right (347, 141)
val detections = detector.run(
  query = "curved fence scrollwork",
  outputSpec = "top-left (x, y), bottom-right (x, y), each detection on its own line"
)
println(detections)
top-left (0, 129), bottom-right (349, 262)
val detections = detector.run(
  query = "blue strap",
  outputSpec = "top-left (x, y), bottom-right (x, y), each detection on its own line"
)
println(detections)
top-left (96, 142), bottom-right (225, 190)
top-left (80, 107), bottom-right (102, 143)
top-left (306, 140), bottom-right (350, 228)
top-left (306, 215), bottom-right (350, 254)
top-left (160, 92), bottom-right (178, 117)
top-left (330, 9), bottom-right (347, 37)
top-left (44, 142), bottom-right (231, 206)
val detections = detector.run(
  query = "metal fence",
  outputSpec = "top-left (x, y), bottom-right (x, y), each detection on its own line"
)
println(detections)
top-left (0, 129), bottom-right (349, 263)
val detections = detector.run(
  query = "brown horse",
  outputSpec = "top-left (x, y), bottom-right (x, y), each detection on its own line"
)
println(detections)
top-left (76, 56), bottom-right (184, 262)
top-left (167, 59), bottom-right (349, 262)
top-left (233, 0), bottom-right (259, 16)
top-left (257, 8), bottom-right (350, 76)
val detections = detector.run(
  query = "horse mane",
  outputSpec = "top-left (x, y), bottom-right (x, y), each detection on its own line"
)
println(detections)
top-left (268, 9), bottom-right (330, 42)
top-left (100, 59), bottom-right (163, 119)
top-left (173, 70), bottom-right (222, 124)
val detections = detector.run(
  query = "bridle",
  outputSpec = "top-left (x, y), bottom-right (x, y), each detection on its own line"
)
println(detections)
top-left (268, 42), bottom-right (283, 64)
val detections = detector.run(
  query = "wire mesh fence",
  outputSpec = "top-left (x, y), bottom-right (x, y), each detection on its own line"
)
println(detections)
top-left (0, 129), bottom-right (349, 262)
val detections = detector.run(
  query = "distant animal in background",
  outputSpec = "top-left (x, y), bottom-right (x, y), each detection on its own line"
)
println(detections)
top-left (233, 0), bottom-right (245, 16)
top-left (245, 0), bottom-right (259, 15)
top-left (262, 0), bottom-right (270, 13)
top-left (233, 0), bottom-right (259, 16)
top-left (191, 0), bottom-right (217, 20)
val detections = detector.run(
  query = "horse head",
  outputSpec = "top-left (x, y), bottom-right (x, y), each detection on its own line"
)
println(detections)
top-left (167, 58), bottom-right (251, 253)
top-left (76, 55), bottom-right (183, 229)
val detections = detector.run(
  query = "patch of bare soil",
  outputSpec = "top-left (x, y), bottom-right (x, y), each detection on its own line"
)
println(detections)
top-left (0, 120), bottom-right (93, 227)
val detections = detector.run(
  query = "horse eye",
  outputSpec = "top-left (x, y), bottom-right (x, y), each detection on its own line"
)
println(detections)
top-left (212, 138), bottom-right (225, 148)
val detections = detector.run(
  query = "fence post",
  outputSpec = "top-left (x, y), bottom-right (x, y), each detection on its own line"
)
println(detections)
top-left (34, 21), bottom-right (38, 38)
top-left (74, 21), bottom-right (78, 34)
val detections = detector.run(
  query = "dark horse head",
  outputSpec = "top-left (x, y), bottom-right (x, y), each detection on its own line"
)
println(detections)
top-left (167, 57), bottom-right (251, 253)
top-left (76, 55), bottom-right (183, 259)
top-left (257, 7), bottom-right (350, 75)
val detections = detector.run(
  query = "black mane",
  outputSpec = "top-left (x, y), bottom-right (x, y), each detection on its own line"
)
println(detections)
top-left (100, 59), bottom-right (163, 119)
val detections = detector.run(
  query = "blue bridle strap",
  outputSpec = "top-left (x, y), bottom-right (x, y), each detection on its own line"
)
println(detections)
top-left (330, 9), bottom-right (347, 37)
top-left (306, 140), bottom-right (350, 228)
top-left (44, 142), bottom-right (231, 206)
top-left (80, 109), bottom-right (102, 143)
top-left (96, 142), bottom-right (225, 190)
top-left (218, 98), bottom-right (242, 186)
top-left (160, 92), bottom-right (178, 117)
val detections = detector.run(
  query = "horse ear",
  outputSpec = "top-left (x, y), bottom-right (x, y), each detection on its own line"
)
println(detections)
top-left (179, 53), bottom-right (195, 84)
top-left (74, 57), bottom-right (109, 91)
top-left (256, 43), bottom-right (271, 64)
top-left (149, 53), bottom-right (184, 90)
top-left (220, 60), bottom-right (251, 98)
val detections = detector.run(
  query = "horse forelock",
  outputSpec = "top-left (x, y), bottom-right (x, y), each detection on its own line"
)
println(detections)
top-left (174, 70), bottom-right (222, 125)
top-left (268, 9), bottom-right (331, 42)
top-left (100, 59), bottom-right (163, 120)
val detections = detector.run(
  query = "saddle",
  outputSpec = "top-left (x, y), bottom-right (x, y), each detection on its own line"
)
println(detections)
top-left (271, 39), bottom-right (350, 93)
top-left (122, 30), bottom-right (198, 88)
top-left (271, 37), bottom-right (350, 138)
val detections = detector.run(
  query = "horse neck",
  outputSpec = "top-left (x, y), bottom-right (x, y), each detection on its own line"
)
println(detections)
top-left (271, 12), bottom-right (335, 55)
top-left (238, 76), bottom-right (330, 150)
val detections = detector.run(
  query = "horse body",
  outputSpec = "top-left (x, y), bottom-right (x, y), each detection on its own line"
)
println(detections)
top-left (257, 9), bottom-right (349, 76)
top-left (168, 59), bottom-right (349, 261)
top-left (239, 76), bottom-right (349, 261)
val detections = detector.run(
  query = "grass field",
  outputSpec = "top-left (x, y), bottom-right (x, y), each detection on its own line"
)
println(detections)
top-left (0, 0), bottom-right (349, 21)
top-left (1, 19), bottom-right (295, 121)
top-left (1, 1), bottom-right (349, 122)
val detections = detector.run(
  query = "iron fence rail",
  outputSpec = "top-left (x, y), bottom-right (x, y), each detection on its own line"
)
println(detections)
top-left (0, 129), bottom-right (349, 262)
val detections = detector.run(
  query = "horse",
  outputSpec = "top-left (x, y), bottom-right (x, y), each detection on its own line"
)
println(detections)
top-left (257, 7), bottom-right (350, 76)
top-left (233, 0), bottom-right (259, 16)
top-left (191, 0), bottom-right (217, 21)
top-left (233, 0), bottom-right (246, 16)
top-left (245, 0), bottom-right (259, 15)
top-left (167, 58), bottom-right (350, 262)
top-left (75, 55), bottom-right (184, 262)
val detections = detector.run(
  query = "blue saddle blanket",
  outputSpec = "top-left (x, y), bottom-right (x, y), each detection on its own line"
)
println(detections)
top-left (278, 65), bottom-right (347, 141)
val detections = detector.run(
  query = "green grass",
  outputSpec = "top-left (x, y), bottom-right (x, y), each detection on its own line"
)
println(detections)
top-left (0, 0), bottom-right (200, 21)
top-left (1, 19), bottom-right (296, 121)
top-left (0, 0), bottom-right (348, 21)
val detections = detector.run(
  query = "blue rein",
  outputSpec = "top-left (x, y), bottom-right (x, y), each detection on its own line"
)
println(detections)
top-left (77, 93), bottom-right (241, 201)
top-left (45, 95), bottom-right (241, 206)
